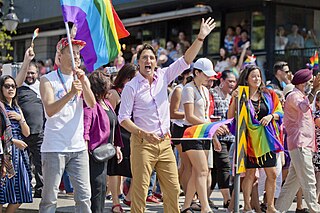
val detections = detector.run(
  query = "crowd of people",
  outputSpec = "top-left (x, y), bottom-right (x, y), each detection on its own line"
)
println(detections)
top-left (0, 16), bottom-right (319, 213)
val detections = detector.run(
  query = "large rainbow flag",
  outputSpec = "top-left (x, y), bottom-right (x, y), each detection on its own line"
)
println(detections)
top-left (60, 0), bottom-right (130, 72)
top-left (183, 119), bottom-right (233, 139)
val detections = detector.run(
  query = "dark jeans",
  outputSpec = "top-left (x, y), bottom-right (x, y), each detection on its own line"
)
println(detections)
top-left (24, 132), bottom-right (44, 196)
top-left (211, 141), bottom-right (231, 190)
top-left (89, 154), bottom-right (108, 213)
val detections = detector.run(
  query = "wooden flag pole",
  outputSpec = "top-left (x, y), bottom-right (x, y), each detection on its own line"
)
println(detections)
top-left (64, 22), bottom-right (77, 80)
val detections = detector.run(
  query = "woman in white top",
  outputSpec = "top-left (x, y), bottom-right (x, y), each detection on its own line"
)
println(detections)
top-left (180, 58), bottom-right (228, 213)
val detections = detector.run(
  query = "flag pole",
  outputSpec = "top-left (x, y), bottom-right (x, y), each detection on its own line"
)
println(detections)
top-left (64, 22), bottom-right (77, 80)
top-left (234, 95), bottom-right (240, 213)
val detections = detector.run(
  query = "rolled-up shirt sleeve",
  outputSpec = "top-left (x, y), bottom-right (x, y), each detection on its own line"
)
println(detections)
top-left (164, 57), bottom-right (190, 84)
top-left (298, 97), bottom-right (311, 113)
top-left (290, 93), bottom-right (310, 113)
top-left (118, 85), bottom-right (135, 124)
top-left (83, 106), bottom-right (93, 141)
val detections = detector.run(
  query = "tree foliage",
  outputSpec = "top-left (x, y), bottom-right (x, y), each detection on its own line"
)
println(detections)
top-left (0, 26), bottom-right (14, 62)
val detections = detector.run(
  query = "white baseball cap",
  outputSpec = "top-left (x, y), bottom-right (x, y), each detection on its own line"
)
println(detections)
top-left (193, 58), bottom-right (217, 77)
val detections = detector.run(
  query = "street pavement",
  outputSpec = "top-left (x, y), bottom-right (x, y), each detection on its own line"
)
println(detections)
top-left (4, 188), bottom-right (305, 212)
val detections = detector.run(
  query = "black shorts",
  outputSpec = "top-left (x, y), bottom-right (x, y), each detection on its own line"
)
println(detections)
top-left (246, 151), bottom-right (277, 168)
top-left (181, 139), bottom-right (211, 152)
top-left (171, 123), bottom-right (187, 145)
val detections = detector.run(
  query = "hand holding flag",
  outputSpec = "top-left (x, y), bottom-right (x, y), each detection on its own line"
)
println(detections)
top-left (31, 28), bottom-right (39, 48)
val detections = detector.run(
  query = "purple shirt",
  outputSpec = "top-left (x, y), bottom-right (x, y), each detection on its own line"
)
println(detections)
top-left (84, 99), bottom-right (123, 151)
top-left (284, 88), bottom-right (316, 152)
top-left (118, 57), bottom-right (189, 136)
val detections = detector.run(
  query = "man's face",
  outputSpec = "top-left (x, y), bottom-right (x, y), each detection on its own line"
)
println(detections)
top-left (59, 44), bottom-right (81, 69)
top-left (166, 42), bottom-right (174, 51)
top-left (304, 79), bottom-right (313, 94)
top-left (24, 65), bottom-right (38, 85)
top-left (279, 65), bottom-right (290, 83)
top-left (138, 49), bottom-right (157, 78)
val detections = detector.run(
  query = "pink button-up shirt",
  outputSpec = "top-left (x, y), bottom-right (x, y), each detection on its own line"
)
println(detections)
top-left (284, 88), bottom-right (316, 152)
top-left (118, 57), bottom-right (189, 136)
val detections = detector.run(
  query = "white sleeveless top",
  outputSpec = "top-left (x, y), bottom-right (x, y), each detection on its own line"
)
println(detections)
top-left (41, 71), bottom-right (86, 152)
top-left (169, 84), bottom-right (185, 127)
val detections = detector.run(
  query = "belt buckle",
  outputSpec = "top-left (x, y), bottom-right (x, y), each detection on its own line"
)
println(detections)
top-left (160, 133), bottom-right (170, 142)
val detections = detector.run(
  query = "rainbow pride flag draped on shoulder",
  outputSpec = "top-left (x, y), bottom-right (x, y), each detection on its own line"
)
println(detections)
top-left (183, 119), bottom-right (233, 139)
top-left (60, 0), bottom-right (130, 72)
top-left (246, 89), bottom-right (284, 162)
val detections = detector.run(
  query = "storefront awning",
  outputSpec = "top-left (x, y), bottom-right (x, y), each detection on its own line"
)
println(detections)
top-left (122, 5), bottom-right (212, 27)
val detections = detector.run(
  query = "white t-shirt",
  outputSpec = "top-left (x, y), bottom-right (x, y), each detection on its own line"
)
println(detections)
top-left (41, 71), bottom-right (86, 152)
top-left (181, 81), bottom-right (210, 126)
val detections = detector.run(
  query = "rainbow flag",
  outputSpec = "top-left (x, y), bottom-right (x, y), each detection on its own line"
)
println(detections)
top-left (32, 28), bottom-right (39, 41)
top-left (60, 0), bottom-right (130, 72)
top-left (244, 55), bottom-right (256, 65)
top-left (246, 90), bottom-right (284, 161)
top-left (309, 51), bottom-right (319, 69)
top-left (183, 119), bottom-right (233, 139)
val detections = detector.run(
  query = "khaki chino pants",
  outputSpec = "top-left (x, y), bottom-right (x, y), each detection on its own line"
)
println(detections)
top-left (276, 147), bottom-right (320, 213)
top-left (130, 134), bottom-right (180, 213)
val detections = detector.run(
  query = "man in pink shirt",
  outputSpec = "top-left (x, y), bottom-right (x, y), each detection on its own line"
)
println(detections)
top-left (118, 17), bottom-right (216, 213)
top-left (276, 69), bottom-right (320, 212)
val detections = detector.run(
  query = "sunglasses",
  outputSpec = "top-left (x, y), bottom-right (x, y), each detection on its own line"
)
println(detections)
top-left (3, 84), bottom-right (16, 89)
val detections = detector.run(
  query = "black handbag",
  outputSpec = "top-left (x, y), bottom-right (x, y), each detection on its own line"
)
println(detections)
top-left (91, 120), bottom-right (116, 162)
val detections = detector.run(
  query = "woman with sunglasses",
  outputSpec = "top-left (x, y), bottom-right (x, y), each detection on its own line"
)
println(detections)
top-left (228, 65), bottom-right (284, 213)
top-left (0, 75), bottom-right (32, 212)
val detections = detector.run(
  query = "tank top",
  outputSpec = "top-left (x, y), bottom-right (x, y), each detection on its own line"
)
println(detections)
top-left (41, 71), bottom-right (86, 152)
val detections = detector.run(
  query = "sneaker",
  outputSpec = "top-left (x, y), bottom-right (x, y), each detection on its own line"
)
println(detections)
top-left (106, 194), bottom-right (112, 200)
top-left (118, 193), bottom-right (125, 200)
top-left (146, 195), bottom-right (160, 204)
top-left (296, 208), bottom-right (310, 213)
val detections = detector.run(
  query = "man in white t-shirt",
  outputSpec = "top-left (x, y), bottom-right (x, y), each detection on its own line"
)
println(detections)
top-left (39, 37), bottom-right (96, 212)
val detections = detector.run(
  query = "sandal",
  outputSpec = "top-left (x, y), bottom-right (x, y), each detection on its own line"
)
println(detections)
top-left (112, 204), bottom-right (124, 213)
top-left (190, 201), bottom-right (201, 211)
top-left (181, 207), bottom-right (194, 213)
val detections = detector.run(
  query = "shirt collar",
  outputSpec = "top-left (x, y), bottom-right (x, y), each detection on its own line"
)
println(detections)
top-left (137, 70), bottom-right (158, 83)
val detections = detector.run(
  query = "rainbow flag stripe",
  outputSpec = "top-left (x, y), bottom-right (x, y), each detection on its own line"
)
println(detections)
top-left (60, 0), bottom-right (130, 72)
top-left (310, 51), bottom-right (319, 69)
top-left (183, 119), bottom-right (233, 139)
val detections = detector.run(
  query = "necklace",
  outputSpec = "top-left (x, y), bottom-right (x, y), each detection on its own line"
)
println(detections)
top-left (100, 100), bottom-right (109, 111)
top-left (193, 81), bottom-right (209, 119)
top-left (252, 94), bottom-right (261, 120)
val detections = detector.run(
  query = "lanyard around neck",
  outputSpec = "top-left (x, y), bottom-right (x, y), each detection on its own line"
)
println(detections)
top-left (57, 69), bottom-right (76, 102)
top-left (57, 68), bottom-right (69, 94)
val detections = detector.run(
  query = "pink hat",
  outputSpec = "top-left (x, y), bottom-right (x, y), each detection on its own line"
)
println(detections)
top-left (56, 37), bottom-right (86, 53)
top-left (291, 69), bottom-right (313, 85)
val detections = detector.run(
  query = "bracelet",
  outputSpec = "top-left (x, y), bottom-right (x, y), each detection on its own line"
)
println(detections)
top-left (270, 114), bottom-right (274, 120)
top-left (197, 37), bottom-right (204, 42)
top-left (19, 120), bottom-right (26, 124)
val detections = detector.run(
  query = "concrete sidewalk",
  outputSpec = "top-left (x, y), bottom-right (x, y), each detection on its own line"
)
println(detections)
top-left (6, 189), bottom-right (303, 212)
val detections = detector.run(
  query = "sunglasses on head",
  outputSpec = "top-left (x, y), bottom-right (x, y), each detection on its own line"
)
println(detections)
top-left (3, 84), bottom-right (16, 89)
